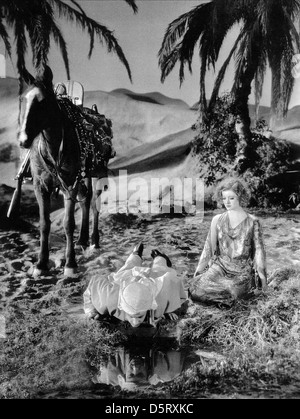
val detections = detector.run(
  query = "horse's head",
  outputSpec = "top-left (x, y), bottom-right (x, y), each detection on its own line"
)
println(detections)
top-left (18, 83), bottom-right (56, 148)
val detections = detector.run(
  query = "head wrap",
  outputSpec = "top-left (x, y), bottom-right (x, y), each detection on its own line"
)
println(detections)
top-left (117, 266), bottom-right (164, 316)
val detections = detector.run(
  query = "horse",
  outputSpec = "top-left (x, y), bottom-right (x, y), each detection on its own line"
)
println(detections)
top-left (18, 79), bottom-right (113, 277)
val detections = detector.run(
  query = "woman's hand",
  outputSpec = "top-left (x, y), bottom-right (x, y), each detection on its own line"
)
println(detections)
top-left (87, 309), bottom-right (101, 320)
top-left (163, 312), bottom-right (179, 321)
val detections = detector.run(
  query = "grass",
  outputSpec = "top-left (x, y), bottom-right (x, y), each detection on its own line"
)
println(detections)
top-left (180, 269), bottom-right (300, 349)
top-left (0, 299), bottom-right (126, 399)
top-left (165, 268), bottom-right (300, 397)
top-left (1, 262), bottom-right (300, 398)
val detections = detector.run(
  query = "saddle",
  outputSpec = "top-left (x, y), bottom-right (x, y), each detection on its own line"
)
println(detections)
top-left (57, 94), bottom-right (116, 178)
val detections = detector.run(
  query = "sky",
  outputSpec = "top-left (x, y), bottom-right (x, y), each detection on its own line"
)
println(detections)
top-left (2, 0), bottom-right (300, 108)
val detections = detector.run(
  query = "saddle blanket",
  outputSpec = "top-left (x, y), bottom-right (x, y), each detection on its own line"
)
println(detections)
top-left (58, 97), bottom-right (116, 177)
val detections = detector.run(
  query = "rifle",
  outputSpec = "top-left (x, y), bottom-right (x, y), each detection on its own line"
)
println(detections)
top-left (7, 150), bottom-right (31, 219)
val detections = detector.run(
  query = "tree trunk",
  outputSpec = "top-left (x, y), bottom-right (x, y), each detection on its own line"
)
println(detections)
top-left (233, 64), bottom-right (258, 173)
top-left (269, 73), bottom-right (280, 131)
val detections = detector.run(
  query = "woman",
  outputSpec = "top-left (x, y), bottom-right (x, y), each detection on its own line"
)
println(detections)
top-left (189, 178), bottom-right (267, 306)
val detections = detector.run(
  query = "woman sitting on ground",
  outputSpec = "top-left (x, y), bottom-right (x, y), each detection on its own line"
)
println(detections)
top-left (83, 243), bottom-right (187, 327)
top-left (189, 177), bottom-right (267, 306)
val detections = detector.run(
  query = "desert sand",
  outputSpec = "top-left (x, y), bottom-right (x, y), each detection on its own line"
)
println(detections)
top-left (1, 180), bottom-right (300, 320)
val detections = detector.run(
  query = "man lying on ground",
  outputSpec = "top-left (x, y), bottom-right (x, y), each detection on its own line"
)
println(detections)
top-left (83, 243), bottom-right (187, 327)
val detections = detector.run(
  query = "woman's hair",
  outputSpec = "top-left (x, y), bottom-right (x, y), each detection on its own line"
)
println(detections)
top-left (214, 177), bottom-right (250, 206)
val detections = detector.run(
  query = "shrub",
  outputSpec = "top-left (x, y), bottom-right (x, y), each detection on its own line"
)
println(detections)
top-left (192, 93), bottom-right (295, 209)
top-left (192, 93), bottom-right (239, 186)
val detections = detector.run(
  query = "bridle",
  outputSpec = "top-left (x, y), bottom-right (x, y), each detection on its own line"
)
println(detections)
top-left (20, 88), bottom-right (86, 203)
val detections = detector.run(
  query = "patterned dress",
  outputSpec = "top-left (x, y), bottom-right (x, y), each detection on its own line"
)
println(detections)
top-left (190, 212), bottom-right (267, 305)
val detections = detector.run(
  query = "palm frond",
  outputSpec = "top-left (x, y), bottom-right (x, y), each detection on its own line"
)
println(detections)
top-left (101, 0), bottom-right (138, 14)
top-left (277, 0), bottom-right (300, 19)
top-left (27, 4), bottom-right (52, 73)
top-left (254, 52), bottom-right (267, 120)
top-left (14, 21), bottom-right (28, 76)
top-left (123, 0), bottom-right (138, 14)
top-left (159, 5), bottom-right (203, 57)
top-left (160, 44), bottom-right (181, 83)
top-left (69, 0), bottom-right (87, 16)
top-left (49, 0), bottom-right (134, 80)
top-left (264, 2), bottom-right (298, 117)
top-left (1, 0), bottom-right (136, 82)
top-left (269, 58), bottom-right (281, 115)
top-left (231, 17), bottom-right (263, 97)
top-left (48, 20), bottom-right (70, 79)
top-left (208, 31), bottom-right (244, 111)
top-left (176, 7), bottom-right (214, 84)
top-left (277, 37), bottom-right (295, 116)
top-left (13, 18), bottom-right (33, 92)
top-left (48, 0), bottom-right (132, 81)
top-left (158, 3), bottom-right (211, 78)
top-left (199, 50), bottom-right (208, 118)
top-left (210, 0), bottom-right (245, 61)
top-left (282, 9), bottom-right (300, 52)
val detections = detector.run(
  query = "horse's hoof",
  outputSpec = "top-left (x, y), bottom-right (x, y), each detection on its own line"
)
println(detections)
top-left (32, 261), bottom-right (52, 277)
top-left (64, 267), bottom-right (78, 278)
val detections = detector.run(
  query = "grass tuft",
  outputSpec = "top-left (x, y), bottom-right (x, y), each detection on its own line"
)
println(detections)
top-left (0, 301), bottom-right (126, 399)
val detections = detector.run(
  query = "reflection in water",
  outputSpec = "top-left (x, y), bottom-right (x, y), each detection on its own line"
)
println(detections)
top-left (92, 343), bottom-right (197, 391)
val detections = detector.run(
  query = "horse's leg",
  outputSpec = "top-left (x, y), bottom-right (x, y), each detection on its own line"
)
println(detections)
top-left (91, 177), bottom-right (103, 248)
top-left (63, 190), bottom-right (78, 277)
top-left (33, 184), bottom-right (52, 277)
top-left (76, 178), bottom-right (92, 248)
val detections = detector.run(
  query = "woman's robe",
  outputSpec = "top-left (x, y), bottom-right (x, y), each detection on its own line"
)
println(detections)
top-left (190, 212), bottom-right (267, 305)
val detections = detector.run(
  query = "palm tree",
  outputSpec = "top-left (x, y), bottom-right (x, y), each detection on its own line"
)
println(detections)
top-left (158, 0), bottom-right (300, 166)
top-left (0, 0), bottom-right (137, 85)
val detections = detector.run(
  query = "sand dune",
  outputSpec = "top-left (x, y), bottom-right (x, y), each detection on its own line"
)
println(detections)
top-left (110, 88), bottom-right (190, 108)
top-left (84, 89), bottom-right (197, 156)
top-left (0, 78), bottom-right (19, 147)
top-left (109, 127), bottom-right (194, 174)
